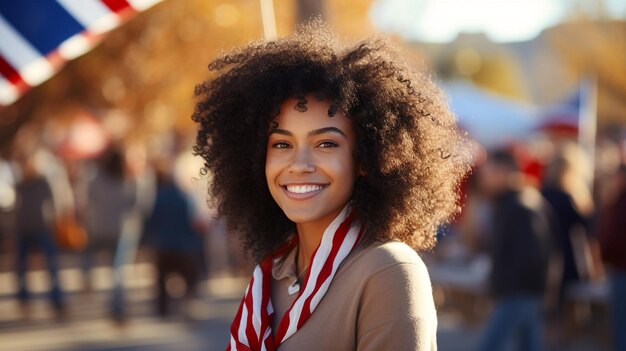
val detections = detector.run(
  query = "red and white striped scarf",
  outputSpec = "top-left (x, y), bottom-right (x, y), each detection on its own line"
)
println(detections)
top-left (227, 206), bottom-right (364, 351)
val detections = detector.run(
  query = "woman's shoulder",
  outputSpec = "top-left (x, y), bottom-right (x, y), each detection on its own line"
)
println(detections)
top-left (364, 240), bottom-right (422, 262)
top-left (344, 240), bottom-right (429, 281)
top-left (349, 242), bottom-right (438, 351)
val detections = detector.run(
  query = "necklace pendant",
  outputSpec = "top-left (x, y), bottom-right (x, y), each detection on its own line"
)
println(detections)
top-left (288, 281), bottom-right (300, 295)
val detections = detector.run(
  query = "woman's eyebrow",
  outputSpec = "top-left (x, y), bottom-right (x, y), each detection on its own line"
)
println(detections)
top-left (268, 127), bottom-right (347, 138)
top-left (268, 128), bottom-right (293, 136)
top-left (307, 127), bottom-right (347, 138)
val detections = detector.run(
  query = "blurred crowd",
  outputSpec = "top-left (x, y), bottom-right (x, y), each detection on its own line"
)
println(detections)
top-left (0, 129), bottom-right (249, 324)
top-left (431, 133), bottom-right (626, 350)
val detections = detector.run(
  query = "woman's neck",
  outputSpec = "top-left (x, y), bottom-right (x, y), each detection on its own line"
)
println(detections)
top-left (295, 209), bottom-right (343, 273)
top-left (295, 222), bottom-right (323, 274)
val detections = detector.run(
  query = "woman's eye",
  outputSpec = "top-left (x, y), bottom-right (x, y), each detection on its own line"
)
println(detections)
top-left (272, 141), bottom-right (291, 149)
top-left (318, 141), bottom-right (339, 148)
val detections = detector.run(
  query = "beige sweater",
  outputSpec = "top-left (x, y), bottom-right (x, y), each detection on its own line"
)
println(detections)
top-left (270, 240), bottom-right (438, 350)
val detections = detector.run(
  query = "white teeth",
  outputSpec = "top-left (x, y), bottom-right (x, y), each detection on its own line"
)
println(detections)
top-left (286, 184), bottom-right (325, 194)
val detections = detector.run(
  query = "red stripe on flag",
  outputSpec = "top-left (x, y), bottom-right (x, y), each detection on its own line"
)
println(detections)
top-left (101, 0), bottom-right (136, 18)
top-left (0, 55), bottom-right (29, 91)
top-left (102, 0), bottom-right (133, 13)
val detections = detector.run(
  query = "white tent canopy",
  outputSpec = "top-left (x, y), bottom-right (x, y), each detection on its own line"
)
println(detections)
top-left (443, 80), bottom-right (538, 148)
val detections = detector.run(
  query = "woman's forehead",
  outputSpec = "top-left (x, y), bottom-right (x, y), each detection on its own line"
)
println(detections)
top-left (274, 96), bottom-right (350, 130)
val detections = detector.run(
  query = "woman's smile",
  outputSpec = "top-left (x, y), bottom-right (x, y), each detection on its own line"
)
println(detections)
top-left (281, 183), bottom-right (330, 200)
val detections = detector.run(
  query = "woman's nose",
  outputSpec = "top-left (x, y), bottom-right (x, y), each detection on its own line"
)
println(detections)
top-left (288, 148), bottom-right (315, 174)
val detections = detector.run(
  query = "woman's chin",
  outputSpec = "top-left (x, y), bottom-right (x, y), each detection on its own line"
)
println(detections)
top-left (282, 211), bottom-right (320, 225)
top-left (280, 205), bottom-right (345, 228)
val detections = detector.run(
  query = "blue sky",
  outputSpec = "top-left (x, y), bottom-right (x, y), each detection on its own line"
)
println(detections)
top-left (370, 0), bottom-right (626, 42)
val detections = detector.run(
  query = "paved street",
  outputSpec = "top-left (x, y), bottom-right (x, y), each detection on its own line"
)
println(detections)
top-left (0, 295), bottom-right (238, 351)
top-left (0, 264), bottom-right (247, 351)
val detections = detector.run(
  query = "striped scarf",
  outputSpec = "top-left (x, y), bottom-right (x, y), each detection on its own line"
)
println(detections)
top-left (227, 206), bottom-right (363, 351)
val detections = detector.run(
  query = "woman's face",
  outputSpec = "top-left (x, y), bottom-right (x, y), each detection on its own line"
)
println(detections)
top-left (266, 97), bottom-right (359, 226)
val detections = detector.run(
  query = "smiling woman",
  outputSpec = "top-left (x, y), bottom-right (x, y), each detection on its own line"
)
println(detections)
top-left (192, 21), bottom-right (470, 351)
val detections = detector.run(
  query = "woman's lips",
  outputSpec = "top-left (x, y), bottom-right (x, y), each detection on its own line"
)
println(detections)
top-left (281, 183), bottom-right (329, 200)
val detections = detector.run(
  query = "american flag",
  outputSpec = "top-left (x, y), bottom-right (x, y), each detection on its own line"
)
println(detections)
top-left (537, 78), bottom-right (597, 137)
top-left (0, 0), bottom-right (163, 107)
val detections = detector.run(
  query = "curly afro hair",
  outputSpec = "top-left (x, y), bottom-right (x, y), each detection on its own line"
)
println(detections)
top-left (193, 23), bottom-right (470, 262)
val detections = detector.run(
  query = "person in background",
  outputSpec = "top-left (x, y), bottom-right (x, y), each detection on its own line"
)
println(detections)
top-left (143, 161), bottom-right (203, 318)
top-left (597, 164), bottom-right (626, 351)
top-left (477, 150), bottom-right (556, 351)
top-left (14, 152), bottom-right (64, 315)
top-left (82, 147), bottom-right (136, 322)
top-left (82, 147), bottom-right (135, 290)
top-left (542, 153), bottom-right (597, 313)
